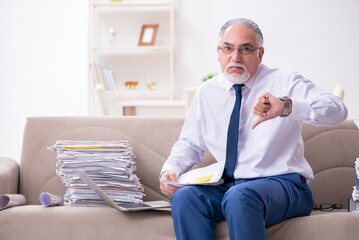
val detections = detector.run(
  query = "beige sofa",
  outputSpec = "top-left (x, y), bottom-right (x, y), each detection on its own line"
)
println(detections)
top-left (1, 117), bottom-right (359, 240)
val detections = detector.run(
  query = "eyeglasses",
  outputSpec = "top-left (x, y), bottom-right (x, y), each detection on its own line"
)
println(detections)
top-left (313, 203), bottom-right (342, 211)
top-left (219, 45), bottom-right (262, 55)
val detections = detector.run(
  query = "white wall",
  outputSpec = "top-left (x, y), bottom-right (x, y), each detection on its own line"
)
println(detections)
top-left (1, 0), bottom-right (358, 162)
top-left (0, 0), bottom-right (88, 161)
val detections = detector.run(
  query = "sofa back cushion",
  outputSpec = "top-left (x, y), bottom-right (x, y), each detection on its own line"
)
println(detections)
top-left (302, 120), bottom-right (359, 208)
top-left (19, 117), bottom-right (359, 208)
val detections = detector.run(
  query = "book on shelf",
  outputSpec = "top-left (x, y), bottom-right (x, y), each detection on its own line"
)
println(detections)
top-left (93, 64), bottom-right (117, 91)
top-left (108, 68), bottom-right (116, 91)
top-left (93, 64), bottom-right (105, 86)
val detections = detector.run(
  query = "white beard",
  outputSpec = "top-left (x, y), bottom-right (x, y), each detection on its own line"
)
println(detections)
top-left (224, 63), bottom-right (250, 84)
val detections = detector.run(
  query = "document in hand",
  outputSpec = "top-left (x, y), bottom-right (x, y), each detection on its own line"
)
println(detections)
top-left (161, 162), bottom-right (225, 187)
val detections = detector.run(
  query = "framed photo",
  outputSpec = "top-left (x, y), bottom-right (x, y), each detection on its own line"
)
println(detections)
top-left (138, 24), bottom-right (159, 46)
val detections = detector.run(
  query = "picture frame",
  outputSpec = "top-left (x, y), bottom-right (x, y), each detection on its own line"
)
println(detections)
top-left (138, 24), bottom-right (159, 46)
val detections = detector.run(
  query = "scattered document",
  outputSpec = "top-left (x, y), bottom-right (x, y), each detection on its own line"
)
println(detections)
top-left (350, 157), bottom-right (359, 211)
top-left (348, 197), bottom-right (359, 212)
top-left (0, 194), bottom-right (26, 210)
top-left (39, 192), bottom-right (63, 207)
top-left (161, 162), bottom-right (225, 187)
top-left (352, 158), bottom-right (359, 201)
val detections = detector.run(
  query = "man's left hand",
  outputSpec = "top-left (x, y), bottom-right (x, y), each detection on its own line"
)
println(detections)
top-left (251, 92), bottom-right (284, 129)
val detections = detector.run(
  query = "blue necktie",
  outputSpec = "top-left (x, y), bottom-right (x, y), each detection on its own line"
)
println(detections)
top-left (223, 84), bottom-right (244, 182)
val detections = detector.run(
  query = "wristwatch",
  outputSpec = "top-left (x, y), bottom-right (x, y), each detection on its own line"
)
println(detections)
top-left (279, 97), bottom-right (292, 117)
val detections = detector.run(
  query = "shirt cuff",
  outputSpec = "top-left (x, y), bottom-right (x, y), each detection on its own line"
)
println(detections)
top-left (289, 99), bottom-right (310, 120)
top-left (160, 164), bottom-right (182, 179)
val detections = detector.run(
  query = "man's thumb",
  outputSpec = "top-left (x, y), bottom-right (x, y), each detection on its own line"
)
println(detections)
top-left (251, 117), bottom-right (264, 129)
top-left (168, 173), bottom-right (178, 182)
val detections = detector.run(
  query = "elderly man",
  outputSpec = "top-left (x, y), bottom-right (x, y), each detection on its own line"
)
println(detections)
top-left (160, 18), bottom-right (347, 240)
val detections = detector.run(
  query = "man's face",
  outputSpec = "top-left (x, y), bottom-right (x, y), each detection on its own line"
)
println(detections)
top-left (217, 25), bottom-right (264, 84)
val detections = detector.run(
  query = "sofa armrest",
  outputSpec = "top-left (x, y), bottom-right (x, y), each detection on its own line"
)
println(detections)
top-left (0, 157), bottom-right (19, 194)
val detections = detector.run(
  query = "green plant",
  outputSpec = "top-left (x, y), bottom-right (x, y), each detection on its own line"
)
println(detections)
top-left (202, 73), bottom-right (218, 82)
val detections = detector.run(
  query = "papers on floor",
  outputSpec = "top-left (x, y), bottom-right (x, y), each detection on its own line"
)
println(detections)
top-left (0, 194), bottom-right (26, 210)
top-left (48, 140), bottom-right (144, 207)
top-left (161, 162), bottom-right (224, 187)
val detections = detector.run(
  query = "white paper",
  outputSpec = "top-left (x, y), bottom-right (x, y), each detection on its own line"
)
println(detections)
top-left (349, 197), bottom-right (359, 212)
top-left (161, 162), bottom-right (225, 187)
top-left (142, 28), bottom-right (154, 43)
top-left (354, 120), bottom-right (359, 130)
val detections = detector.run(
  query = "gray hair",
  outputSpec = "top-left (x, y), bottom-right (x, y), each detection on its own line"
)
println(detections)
top-left (218, 18), bottom-right (263, 47)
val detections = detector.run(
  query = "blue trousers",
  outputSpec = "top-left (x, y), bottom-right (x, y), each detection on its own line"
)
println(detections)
top-left (171, 173), bottom-right (313, 240)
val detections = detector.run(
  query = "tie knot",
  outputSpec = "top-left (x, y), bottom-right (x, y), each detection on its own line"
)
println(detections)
top-left (232, 84), bottom-right (244, 92)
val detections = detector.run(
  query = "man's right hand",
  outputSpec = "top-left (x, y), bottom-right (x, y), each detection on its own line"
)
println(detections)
top-left (160, 171), bottom-right (180, 195)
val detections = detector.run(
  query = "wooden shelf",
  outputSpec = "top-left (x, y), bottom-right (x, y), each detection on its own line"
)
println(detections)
top-left (90, 2), bottom-right (171, 8)
top-left (119, 100), bottom-right (185, 116)
top-left (118, 100), bottom-right (184, 107)
top-left (88, 0), bottom-right (175, 115)
top-left (90, 45), bottom-right (171, 52)
top-left (104, 90), bottom-right (170, 100)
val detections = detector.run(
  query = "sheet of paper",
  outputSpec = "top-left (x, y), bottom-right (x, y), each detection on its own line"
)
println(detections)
top-left (77, 170), bottom-right (123, 210)
top-left (161, 162), bottom-right (225, 187)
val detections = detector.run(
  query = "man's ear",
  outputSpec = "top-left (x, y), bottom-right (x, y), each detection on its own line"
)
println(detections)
top-left (258, 47), bottom-right (264, 63)
top-left (217, 45), bottom-right (220, 61)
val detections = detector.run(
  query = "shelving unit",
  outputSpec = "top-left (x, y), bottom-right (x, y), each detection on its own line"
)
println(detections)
top-left (88, 0), bottom-right (184, 116)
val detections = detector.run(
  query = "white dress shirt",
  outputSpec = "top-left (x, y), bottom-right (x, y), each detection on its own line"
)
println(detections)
top-left (161, 64), bottom-right (348, 182)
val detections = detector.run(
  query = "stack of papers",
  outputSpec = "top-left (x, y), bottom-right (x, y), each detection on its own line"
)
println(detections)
top-left (48, 140), bottom-right (144, 207)
top-left (352, 158), bottom-right (359, 201)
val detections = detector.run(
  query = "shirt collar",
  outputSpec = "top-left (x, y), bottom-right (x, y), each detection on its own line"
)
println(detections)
top-left (223, 64), bottom-right (263, 92)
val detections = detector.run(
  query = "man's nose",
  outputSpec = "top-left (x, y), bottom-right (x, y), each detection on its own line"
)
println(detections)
top-left (231, 49), bottom-right (242, 62)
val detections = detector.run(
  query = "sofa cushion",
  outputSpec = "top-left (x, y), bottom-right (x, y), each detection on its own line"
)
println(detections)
top-left (265, 209), bottom-right (359, 239)
top-left (302, 121), bottom-right (359, 208)
top-left (3, 206), bottom-right (355, 240)
top-left (0, 205), bottom-right (175, 240)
